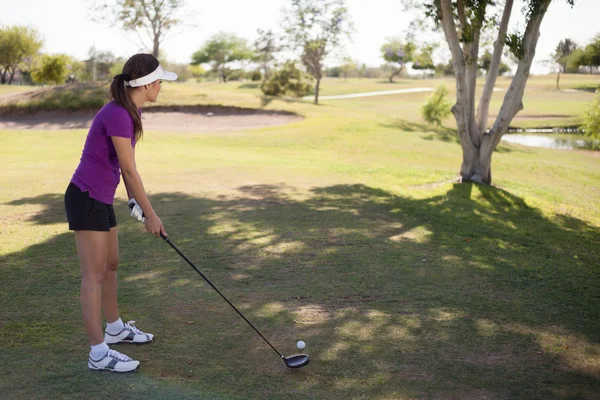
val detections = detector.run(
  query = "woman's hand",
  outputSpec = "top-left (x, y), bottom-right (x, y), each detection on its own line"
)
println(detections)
top-left (144, 214), bottom-right (167, 237)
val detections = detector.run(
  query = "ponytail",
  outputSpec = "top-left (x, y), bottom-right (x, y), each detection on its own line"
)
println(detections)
top-left (110, 73), bottom-right (143, 142)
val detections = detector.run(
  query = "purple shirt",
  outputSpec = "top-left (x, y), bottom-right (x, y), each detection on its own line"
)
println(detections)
top-left (71, 101), bottom-right (138, 204)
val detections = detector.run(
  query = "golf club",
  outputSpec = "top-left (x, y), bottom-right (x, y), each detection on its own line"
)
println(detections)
top-left (159, 233), bottom-right (310, 369)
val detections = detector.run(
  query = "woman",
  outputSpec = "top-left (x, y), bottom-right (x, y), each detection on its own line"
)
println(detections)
top-left (64, 53), bottom-right (177, 372)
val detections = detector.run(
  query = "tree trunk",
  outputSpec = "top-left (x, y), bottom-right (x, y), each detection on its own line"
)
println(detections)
top-left (557, 71), bottom-right (560, 90)
top-left (459, 129), bottom-right (500, 184)
top-left (314, 77), bottom-right (321, 104)
top-left (438, 0), bottom-right (549, 185)
top-left (153, 36), bottom-right (160, 58)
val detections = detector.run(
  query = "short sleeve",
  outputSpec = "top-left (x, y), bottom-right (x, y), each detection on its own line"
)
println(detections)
top-left (103, 107), bottom-right (134, 139)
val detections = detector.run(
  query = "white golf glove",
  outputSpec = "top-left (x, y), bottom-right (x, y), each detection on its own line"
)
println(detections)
top-left (128, 198), bottom-right (146, 223)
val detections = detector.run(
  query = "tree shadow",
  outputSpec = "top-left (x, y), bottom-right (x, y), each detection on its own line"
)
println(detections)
top-left (2, 184), bottom-right (599, 399)
top-left (238, 83), bottom-right (260, 90)
top-left (380, 118), bottom-right (530, 153)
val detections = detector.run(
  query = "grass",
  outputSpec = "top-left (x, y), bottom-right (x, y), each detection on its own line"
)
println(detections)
top-left (0, 76), bottom-right (599, 399)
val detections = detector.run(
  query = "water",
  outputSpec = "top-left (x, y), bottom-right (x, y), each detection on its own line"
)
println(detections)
top-left (502, 134), bottom-right (599, 151)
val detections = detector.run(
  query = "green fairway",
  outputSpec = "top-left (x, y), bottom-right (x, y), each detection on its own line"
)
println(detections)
top-left (1, 77), bottom-right (599, 399)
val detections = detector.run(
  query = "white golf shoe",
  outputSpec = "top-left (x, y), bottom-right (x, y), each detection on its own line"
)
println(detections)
top-left (88, 349), bottom-right (140, 373)
top-left (104, 320), bottom-right (154, 344)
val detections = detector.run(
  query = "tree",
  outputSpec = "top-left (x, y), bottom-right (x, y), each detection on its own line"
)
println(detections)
top-left (89, 0), bottom-right (187, 57)
top-left (0, 26), bottom-right (43, 84)
top-left (254, 29), bottom-right (281, 79)
top-left (404, 0), bottom-right (576, 184)
top-left (422, 85), bottom-right (452, 125)
top-left (340, 57), bottom-right (356, 81)
top-left (582, 89), bottom-right (600, 140)
top-left (87, 46), bottom-right (117, 81)
top-left (479, 50), bottom-right (510, 75)
top-left (553, 38), bottom-right (577, 89)
top-left (191, 33), bottom-right (254, 83)
top-left (413, 43), bottom-right (437, 70)
top-left (381, 37), bottom-right (415, 82)
top-left (283, 0), bottom-right (354, 104)
top-left (261, 61), bottom-right (313, 97)
top-left (583, 34), bottom-right (600, 73)
top-left (32, 54), bottom-right (70, 85)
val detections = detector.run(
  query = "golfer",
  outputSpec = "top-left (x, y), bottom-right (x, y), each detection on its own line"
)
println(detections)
top-left (64, 53), bottom-right (177, 372)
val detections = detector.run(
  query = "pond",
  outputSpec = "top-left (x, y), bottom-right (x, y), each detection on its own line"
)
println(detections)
top-left (501, 132), bottom-right (599, 151)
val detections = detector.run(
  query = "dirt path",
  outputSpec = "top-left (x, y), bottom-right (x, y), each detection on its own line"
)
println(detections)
top-left (0, 105), bottom-right (303, 132)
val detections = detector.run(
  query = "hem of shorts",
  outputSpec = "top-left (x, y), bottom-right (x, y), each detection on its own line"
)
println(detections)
top-left (68, 224), bottom-right (115, 232)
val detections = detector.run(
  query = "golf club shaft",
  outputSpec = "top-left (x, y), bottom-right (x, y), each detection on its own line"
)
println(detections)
top-left (160, 233), bottom-right (284, 358)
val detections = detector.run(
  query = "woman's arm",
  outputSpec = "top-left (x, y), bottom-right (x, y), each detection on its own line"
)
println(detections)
top-left (123, 146), bottom-right (136, 200)
top-left (112, 136), bottom-right (166, 236)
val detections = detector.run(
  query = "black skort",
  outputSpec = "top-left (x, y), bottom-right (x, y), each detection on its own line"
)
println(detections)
top-left (64, 182), bottom-right (117, 231)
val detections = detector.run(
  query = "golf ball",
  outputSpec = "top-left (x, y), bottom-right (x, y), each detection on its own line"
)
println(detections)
top-left (296, 340), bottom-right (306, 350)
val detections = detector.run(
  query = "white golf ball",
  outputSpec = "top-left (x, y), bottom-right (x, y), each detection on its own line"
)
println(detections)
top-left (296, 340), bottom-right (306, 350)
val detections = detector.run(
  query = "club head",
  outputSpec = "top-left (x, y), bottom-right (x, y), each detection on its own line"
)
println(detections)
top-left (282, 354), bottom-right (310, 369)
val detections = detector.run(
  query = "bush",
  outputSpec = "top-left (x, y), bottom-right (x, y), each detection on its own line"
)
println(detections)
top-left (251, 70), bottom-right (262, 81)
top-left (421, 85), bottom-right (452, 126)
top-left (32, 54), bottom-right (69, 85)
top-left (261, 61), bottom-right (313, 97)
top-left (582, 89), bottom-right (600, 139)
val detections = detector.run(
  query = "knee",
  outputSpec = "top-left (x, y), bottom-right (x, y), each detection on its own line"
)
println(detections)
top-left (106, 258), bottom-right (119, 273)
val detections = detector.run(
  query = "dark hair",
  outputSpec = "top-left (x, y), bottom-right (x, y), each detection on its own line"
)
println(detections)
top-left (110, 53), bottom-right (160, 142)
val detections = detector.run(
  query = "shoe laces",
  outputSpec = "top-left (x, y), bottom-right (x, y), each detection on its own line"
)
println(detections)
top-left (108, 349), bottom-right (132, 362)
top-left (124, 320), bottom-right (143, 335)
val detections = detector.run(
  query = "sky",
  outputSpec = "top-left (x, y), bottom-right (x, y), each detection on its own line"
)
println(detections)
top-left (2, 0), bottom-right (599, 74)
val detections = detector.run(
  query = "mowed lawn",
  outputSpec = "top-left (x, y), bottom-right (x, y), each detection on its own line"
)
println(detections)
top-left (1, 76), bottom-right (599, 399)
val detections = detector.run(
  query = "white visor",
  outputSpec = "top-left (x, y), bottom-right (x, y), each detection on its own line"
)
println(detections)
top-left (125, 65), bottom-right (178, 87)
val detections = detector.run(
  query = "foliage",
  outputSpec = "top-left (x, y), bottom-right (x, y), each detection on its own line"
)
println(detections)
top-left (191, 32), bottom-right (254, 82)
top-left (553, 38), bottom-right (578, 72)
top-left (86, 46), bottom-right (118, 81)
top-left (89, 0), bottom-right (186, 56)
top-left (581, 89), bottom-right (600, 139)
top-left (254, 29), bottom-right (281, 79)
top-left (380, 37), bottom-right (416, 81)
top-left (421, 85), bottom-right (452, 126)
top-left (479, 50), bottom-right (511, 75)
top-left (412, 44), bottom-right (436, 70)
top-left (189, 64), bottom-right (206, 79)
top-left (381, 37), bottom-right (415, 65)
top-left (0, 25), bottom-right (43, 84)
top-left (108, 57), bottom-right (127, 79)
top-left (32, 54), bottom-right (70, 85)
top-left (283, 0), bottom-right (353, 103)
top-left (260, 61), bottom-right (313, 97)
top-left (250, 70), bottom-right (262, 81)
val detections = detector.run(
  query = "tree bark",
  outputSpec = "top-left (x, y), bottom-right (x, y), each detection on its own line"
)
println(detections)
top-left (439, 0), bottom-right (550, 185)
top-left (153, 37), bottom-right (159, 58)
top-left (314, 77), bottom-right (321, 104)
top-left (476, 0), bottom-right (513, 134)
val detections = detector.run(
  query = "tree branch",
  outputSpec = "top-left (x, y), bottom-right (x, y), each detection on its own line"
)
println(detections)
top-left (440, 0), bottom-right (471, 146)
top-left (477, 0), bottom-right (513, 134)
top-left (488, 0), bottom-right (550, 142)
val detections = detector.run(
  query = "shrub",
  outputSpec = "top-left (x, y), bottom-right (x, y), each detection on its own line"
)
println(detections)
top-left (421, 85), bottom-right (452, 126)
top-left (32, 54), bottom-right (69, 85)
top-left (251, 70), bottom-right (262, 81)
top-left (581, 89), bottom-right (600, 139)
top-left (261, 61), bottom-right (313, 97)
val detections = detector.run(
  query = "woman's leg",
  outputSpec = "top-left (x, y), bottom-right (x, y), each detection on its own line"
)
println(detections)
top-left (102, 226), bottom-right (120, 324)
top-left (75, 230), bottom-right (110, 345)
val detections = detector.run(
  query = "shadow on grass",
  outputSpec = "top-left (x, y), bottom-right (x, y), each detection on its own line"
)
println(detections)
top-left (259, 95), bottom-right (308, 109)
top-left (238, 83), bottom-right (260, 90)
top-left (1, 183), bottom-right (599, 399)
top-left (381, 119), bottom-right (531, 154)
